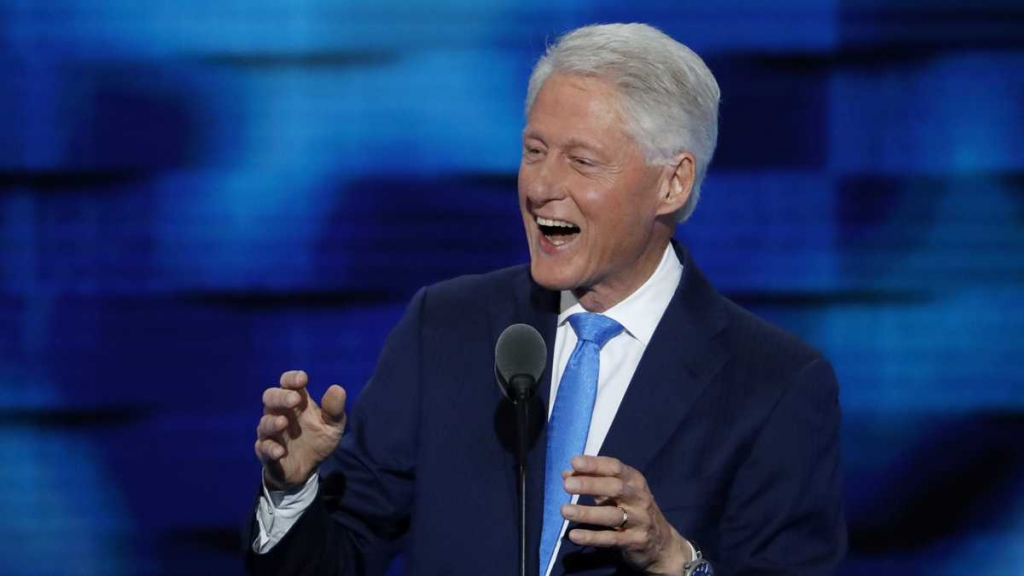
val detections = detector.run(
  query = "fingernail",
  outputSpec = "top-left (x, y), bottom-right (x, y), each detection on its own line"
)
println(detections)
top-left (562, 506), bottom-right (575, 520)
top-left (564, 478), bottom-right (579, 492)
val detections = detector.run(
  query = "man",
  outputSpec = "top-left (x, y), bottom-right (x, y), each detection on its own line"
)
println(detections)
top-left (247, 23), bottom-right (846, 576)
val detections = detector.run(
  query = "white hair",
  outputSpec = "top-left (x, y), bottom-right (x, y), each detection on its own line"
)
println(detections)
top-left (525, 23), bottom-right (721, 222)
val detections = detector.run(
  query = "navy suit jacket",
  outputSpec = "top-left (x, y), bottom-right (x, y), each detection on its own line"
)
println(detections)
top-left (245, 243), bottom-right (846, 576)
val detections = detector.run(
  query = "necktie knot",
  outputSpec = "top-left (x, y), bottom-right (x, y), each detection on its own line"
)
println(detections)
top-left (568, 313), bottom-right (623, 348)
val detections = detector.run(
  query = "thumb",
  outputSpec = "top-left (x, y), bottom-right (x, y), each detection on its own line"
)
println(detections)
top-left (320, 384), bottom-right (347, 427)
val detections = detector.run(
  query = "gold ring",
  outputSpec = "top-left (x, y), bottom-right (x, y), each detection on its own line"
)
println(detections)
top-left (616, 506), bottom-right (628, 530)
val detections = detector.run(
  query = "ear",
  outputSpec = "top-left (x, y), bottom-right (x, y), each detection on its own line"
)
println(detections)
top-left (656, 152), bottom-right (695, 217)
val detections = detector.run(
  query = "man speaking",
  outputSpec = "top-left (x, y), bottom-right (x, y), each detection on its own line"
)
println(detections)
top-left (246, 23), bottom-right (846, 576)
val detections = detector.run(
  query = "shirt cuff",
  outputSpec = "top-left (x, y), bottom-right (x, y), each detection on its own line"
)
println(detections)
top-left (253, 472), bottom-right (319, 554)
top-left (686, 538), bottom-right (697, 562)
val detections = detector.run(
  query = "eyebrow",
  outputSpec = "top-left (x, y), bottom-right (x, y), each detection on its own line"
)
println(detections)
top-left (522, 129), bottom-right (545, 143)
top-left (562, 137), bottom-right (604, 154)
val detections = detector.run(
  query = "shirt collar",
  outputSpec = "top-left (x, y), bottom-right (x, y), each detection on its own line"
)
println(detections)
top-left (557, 243), bottom-right (683, 347)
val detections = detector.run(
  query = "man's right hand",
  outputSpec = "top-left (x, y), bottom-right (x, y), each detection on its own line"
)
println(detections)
top-left (255, 370), bottom-right (347, 490)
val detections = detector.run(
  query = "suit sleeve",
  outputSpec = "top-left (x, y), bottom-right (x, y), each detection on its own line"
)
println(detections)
top-left (716, 358), bottom-right (847, 576)
top-left (245, 288), bottom-right (427, 576)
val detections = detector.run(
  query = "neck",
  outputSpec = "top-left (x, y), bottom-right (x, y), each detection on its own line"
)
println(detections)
top-left (572, 237), bottom-right (672, 313)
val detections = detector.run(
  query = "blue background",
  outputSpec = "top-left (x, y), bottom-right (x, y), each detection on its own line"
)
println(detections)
top-left (2, 1), bottom-right (1023, 574)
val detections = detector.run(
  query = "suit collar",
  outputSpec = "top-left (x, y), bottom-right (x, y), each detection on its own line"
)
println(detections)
top-left (513, 241), bottom-right (730, 395)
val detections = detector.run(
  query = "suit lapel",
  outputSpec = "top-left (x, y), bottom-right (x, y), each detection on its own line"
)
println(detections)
top-left (550, 244), bottom-right (732, 575)
top-left (598, 243), bottom-right (730, 476)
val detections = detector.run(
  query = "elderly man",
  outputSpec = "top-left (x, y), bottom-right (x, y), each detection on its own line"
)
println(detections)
top-left (247, 23), bottom-right (845, 576)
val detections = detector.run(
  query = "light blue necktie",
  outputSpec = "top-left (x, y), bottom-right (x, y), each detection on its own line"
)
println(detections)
top-left (539, 312), bottom-right (624, 576)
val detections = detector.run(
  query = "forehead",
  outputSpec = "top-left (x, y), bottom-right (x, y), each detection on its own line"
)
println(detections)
top-left (524, 73), bottom-right (632, 147)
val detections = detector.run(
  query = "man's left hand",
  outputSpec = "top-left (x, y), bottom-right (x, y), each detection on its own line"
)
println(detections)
top-left (561, 455), bottom-right (692, 576)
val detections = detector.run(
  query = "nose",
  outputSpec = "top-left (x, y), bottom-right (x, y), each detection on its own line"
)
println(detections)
top-left (519, 154), bottom-right (568, 206)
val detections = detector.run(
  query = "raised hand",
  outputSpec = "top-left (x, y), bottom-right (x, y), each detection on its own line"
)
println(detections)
top-left (254, 370), bottom-right (347, 490)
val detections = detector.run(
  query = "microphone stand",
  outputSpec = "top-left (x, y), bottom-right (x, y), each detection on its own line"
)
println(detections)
top-left (511, 376), bottom-right (534, 576)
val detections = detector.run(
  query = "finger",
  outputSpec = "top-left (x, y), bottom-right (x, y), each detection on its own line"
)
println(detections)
top-left (570, 456), bottom-right (649, 496)
top-left (254, 438), bottom-right (286, 461)
top-left (279, 370), bottom-right (309, 390)
top-left (564, 475), bottom-right (628, 500)
top-left (567, 527), bottom-right (636, 548)
top-left (562, 503), bottom-right (629, 528)
top-left (571, 455), bottom-right (629, 478)
top-left (263, 387), bottom-right (301, 410)
top-left (320, 385), bottom-right (347, 426)
top-left (256, 414), bottom-right (288, 439)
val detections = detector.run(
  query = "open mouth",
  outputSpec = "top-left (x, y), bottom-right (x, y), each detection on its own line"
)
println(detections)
top-left (535, 216), bottom-right (581, 247)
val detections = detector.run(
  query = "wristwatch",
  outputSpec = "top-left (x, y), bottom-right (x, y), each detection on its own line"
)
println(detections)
top-left (682, 541), bottom-right (713, 576)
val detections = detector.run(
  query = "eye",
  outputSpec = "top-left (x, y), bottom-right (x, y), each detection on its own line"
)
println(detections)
top-left (572, 156), bottom-right (595, 167)
top-left (523, 145), bottom-right (545, 161)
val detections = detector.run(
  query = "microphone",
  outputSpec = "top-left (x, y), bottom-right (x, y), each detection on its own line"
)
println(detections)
top-left (494, 324), bottom-right (546, 576)
top-left (495, 323), bottom-right (547, 403)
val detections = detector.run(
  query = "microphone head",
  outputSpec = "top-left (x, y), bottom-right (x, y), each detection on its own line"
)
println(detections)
top-left (494, 324), bottom-right (547, 401)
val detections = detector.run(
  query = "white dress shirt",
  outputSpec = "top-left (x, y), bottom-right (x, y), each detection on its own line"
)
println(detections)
top-left (256, 244), bottom-right (686, 572)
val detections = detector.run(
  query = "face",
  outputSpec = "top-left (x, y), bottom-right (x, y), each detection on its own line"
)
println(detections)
top-left (518, 73), bottom-right (687, 311)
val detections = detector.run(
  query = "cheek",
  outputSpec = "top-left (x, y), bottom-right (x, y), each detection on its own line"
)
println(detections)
top-left (574, 186), bottom-right (610, 218)
top-left (586, 194), bottom-right (650, 252)
top-left (577, 183), bottom-right (634, 228)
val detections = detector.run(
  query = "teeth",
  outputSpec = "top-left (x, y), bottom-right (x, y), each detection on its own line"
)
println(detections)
top-left (535, 216), bottom-right (578, 229)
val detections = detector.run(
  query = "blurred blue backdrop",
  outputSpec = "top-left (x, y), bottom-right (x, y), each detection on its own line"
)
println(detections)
top-left (1, 1), bottom-right (1023, 575)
